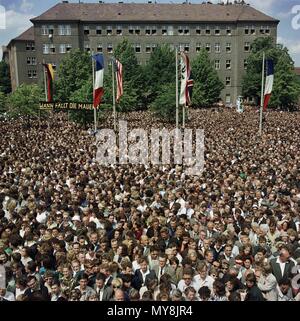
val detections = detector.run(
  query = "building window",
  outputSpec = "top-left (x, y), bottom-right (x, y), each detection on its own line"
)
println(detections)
top-left (96, 26), bottom-right (102, 35)
top-left (152, 44), bottom-right (157, 51)
top-left (244, 26), bottom-right (249, 35)
top-left (226, 76), bottom-right (231, 86)
top-left (41, 25), bottom-right (53, 35)
top-left (66, 44), bottom-right (72, 52)
top-left (51, 63), bottom-right (57, 71)
top-left (215, 43), bottom-right (220, 53)
top-left (117, 26), bottom-right (122, 36)
top-left (27, 57), bottom-right (31, 65)
top-left (152, 27), bottom-right (157, 35)
top-left (244, 42), bottom-right (250, 52)
top-left (129, 26), bottom-right (134, 34)
top-left (215, 60), bottom-right (220, 70)
top-left (31, 43), bottom-right (35, 51)
top-left (85, 44), bottom-right (91, 53)
top-left (178, 26), bottom-right (183, 35)
top-left (26, 43), bottom-right (35, 51)
top-left (196, 27), bottom-right (201, 35)
top-left (196, 43), bottom-right (201, 53)
top-left (167, 26), bottom-right (174, 36)
top-left (206, 43), bottom-right (211, 53)
top-left (162, 26), bottom-right (167, 35)
top-left (215, 26), bottom-right (220, 35)
top-left (225, 94), bottom-right (231, 104)
top-left (205, 26), bottom-right (210, 35)
top-left (59, 44), bottom-right (66, 54)
top-left (146, 26), bottom-right (151, 35)
top-left (183, 43), bottom-right (190, 52)
top-left (250, 26), bottom-right (256, 35)
top-left (107, 26), bottom-right (113, 35)
top-left (226, 60), bottom-right (231, 70)
top-left (97, 44), bottom-right (103, 52)
top-left (107, 44), bottom-right (113, 53)
top-left (58, 25), bottom-right (71, 36)
top-left (244, 59), bottom-right (248, 70)
top-left (226, 27), bottom-right (232, 36)
top-left (146, 44), bottom-right (152, 53)
top-left (84, 26), bottom-right (90, 35)
top-left (32, 70), bottom-right (37, 78)
top-left (265, 26), bottom-right (270, 34)
top-left (43, 44), bottom-right (50, 54)
top-left (135, 26), bottom-right (140, 35)
top-left (135, 44), bottom-right (141, 53)
top-left (27, 57), bottom-right (36, 65)
top-left (28, 70), bottom-right (32, 78)
top-left (184, 27), bottom-right (189, 35)
top-left (50, 44), bottom-right (56, 54)
top-left (226, 43), bottom-right (231, 53)
top-left (26, 43), bottom-right (31, 51)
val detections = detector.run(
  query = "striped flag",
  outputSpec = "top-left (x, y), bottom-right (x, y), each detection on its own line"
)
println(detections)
top-left (113, 58), bottom-right (123, 103)
top-left (263, 59), bottom-right (274, 111)
top-left (179, 52), bottom-right (194, 106)
top-left (92, 53), bottom-right (104, 108)
top-left (43, 63), bottom-right (54, 102)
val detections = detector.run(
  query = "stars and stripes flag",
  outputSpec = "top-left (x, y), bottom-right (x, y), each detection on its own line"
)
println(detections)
top-left (263, 59), bottom-right (274, 111)
top-left (92, 53), bottom-right (104, 108)
top-left (179, 52), bottom-right (194, 106)
top-left (113, 58), bottom-right (123, 103)
top-left (42, 63), bottom-right (54, 102)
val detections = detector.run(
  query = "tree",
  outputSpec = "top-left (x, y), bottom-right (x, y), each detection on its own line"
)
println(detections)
top-left (242, 37), bottom-right (300, 108)
top-left (55, 49), bottom-right (92, 101)
top-left (143, 45), bottom-right (176, 105)
top-left (7, 84), bottom-right (43, 118)
top-left (0, 61), bottom-right (11, 94)
top-left (151, 82), bottom-right (178, 122)
top-left (0, 90), bottom-right (7, 114)
top-left (191, 49), bottom-right (224, 107)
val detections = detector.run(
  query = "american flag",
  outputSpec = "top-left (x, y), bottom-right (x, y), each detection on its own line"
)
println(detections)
top-left (113, 58), bottom-right (123, 103)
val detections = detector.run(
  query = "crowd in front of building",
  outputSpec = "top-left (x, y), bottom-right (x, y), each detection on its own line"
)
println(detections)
top-left (0, 108), bottom-right (299, 301)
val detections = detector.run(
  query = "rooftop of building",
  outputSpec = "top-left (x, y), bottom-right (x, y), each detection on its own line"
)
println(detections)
top-left (30, 2), bottom-right (279, 23)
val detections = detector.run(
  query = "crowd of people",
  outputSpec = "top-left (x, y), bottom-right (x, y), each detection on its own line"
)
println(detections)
top-left (0, 107), bottom-right (299, 301)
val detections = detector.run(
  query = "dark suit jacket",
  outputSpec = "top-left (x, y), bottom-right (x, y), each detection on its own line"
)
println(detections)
top-left (245, 285), bottom-right (265, 301)
top-left (270, 258), bottom-right (295, 283)
top-left (152, 264), bottom-right (177, 284)
top-left (132, 269), bottom-right (157, 290)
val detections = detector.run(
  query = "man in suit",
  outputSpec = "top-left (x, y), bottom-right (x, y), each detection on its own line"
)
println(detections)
top-left (270, 245), bottom-right (295, 282)
top-left (94, 272), bottom-right (113, 301)
top-left (152, 253), bottom-right (176, 284)
top-left (244, 273), bottom-right (265, 301)
top-left (132, 257), bottom-right (157, 290)
top-left (157, 227), bottom-right (176, 252)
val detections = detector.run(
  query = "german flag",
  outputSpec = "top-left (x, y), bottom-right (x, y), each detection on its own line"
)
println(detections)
top-left (43, 63), bottom-right (54, 102)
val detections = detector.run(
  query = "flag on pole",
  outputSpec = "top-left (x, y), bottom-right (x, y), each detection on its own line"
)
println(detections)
top-left (179, 52), bottom-right (194, 106)
top-left (92, 53), bottom-right (104, 108)
top-left (263, 59), bottom-right (274, 111)
top-left (113, 58), bottom-right (123, 103)
top-left (42, 63), bottom-right (54, 102)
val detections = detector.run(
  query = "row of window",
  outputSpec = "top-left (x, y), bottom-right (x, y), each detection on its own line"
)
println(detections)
top-left (82, 42), bottom-right (251, 54)
top-left (40, 24), bottom-right (271, 36)
top-left (43, 44), bottom-right (72, 54)
top-left (28, 70), bottom-right (37, 79)
top-left (26, 57), bottom-right (36, 65)
top-left (26, 43), bottom-right (35, 51)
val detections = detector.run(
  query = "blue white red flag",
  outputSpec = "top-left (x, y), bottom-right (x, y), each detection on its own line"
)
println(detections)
top-left (263, 59), bottom-right (274, 111)
top-left (92, 53), bottom-right (104, 108)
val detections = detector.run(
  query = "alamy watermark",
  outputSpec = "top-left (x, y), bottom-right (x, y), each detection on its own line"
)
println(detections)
top-left (95, 121), bottom-right (204, 176)
top-left (0, 5), bottom-right (5, 30)
top-left (292, 5), bottom-right (300, 30)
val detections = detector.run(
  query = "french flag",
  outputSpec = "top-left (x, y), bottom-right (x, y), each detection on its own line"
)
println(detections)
top-left (92, 53), bottom-right (104, 108)
top-left (263, 59), bottom-right (274, 111)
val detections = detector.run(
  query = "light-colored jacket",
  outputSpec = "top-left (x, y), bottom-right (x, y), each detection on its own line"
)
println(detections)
top-left (257, 273), bottom-right (278, 301)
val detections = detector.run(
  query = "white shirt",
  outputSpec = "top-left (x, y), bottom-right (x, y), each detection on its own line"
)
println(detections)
top-left (193, 274), bottom-right (215, 292)
top-left (177, 279), bottom-right (198, 293)
top-left (140, 269), bottom-right (150, 285)
top-left (276, 257), bottom-right (287, 278)
top-left (0, 291), bottom-right (15, 301)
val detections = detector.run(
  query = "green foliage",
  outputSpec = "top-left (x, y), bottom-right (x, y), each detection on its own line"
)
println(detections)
top-left (242, 37), bottom-right (300, 108)
top-left (0, 61), bottom-right (11, 94)
top-left (7, 84), bottom-right (43, 118)
top-left (0, 90), bottom-right (7, 113)
top-left (191, 49), bottom-right (224, 107)
top-left (150, 82), bottom-right (177, 122)
top-left (55, 49), bottom-right (92, 101)
top-left (143, 45), bottom-right (176, 105)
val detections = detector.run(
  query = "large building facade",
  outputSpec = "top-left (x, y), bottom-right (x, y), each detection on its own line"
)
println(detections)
top-left (7, 1), bottom-right (279, 103)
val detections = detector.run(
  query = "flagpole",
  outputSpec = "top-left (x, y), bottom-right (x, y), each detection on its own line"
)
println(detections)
top-left (175, 47), bottom-right (179, 129)
top-left (112, 57), bottom-right (117, 132)
top-left (259, 52), bottom-right (265, 136)
top-left (92, 51), bottom-right (97, 133)
top-left (182, 105), bottom-right (185, 129)
top-left (42, 59), bottom-right (47, 102)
